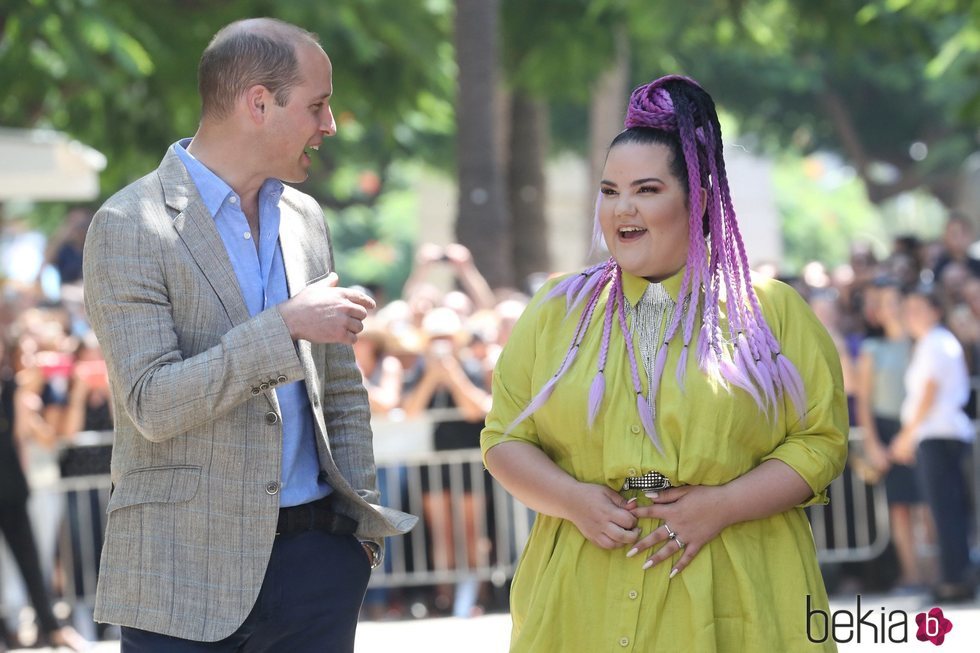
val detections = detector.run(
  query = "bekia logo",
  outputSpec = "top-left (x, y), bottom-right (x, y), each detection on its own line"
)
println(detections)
top-left (915, 607), bottom-right (953, 646)
top-left (806, 595), bottom-right (955, 646)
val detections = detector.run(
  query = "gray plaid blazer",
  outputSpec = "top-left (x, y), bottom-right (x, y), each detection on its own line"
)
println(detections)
top-left (83, 148), bottom-right (416, 641)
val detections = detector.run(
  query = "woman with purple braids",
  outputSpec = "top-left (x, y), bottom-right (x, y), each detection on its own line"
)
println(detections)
top-left (481, 75), bottom-right (847, 651)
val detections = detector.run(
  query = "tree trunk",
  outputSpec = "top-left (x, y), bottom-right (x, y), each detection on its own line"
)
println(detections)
top-left (507, 91), bottom-right (550, 291)
top-left (454, 0), bottom-right (512, 289)
top-left (586, 33), bottom-right (629, 262)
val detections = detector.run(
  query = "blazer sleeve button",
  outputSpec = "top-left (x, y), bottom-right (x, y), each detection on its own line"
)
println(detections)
top-left (277, 375), bottom-right (288, 384)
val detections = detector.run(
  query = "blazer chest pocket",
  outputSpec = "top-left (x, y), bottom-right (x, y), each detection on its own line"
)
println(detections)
top-left (106, 465), bottom-right (201, 514)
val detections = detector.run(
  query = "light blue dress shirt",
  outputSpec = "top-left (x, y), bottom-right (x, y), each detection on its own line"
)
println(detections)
top-left (173, 139), bottom-right (330, 507)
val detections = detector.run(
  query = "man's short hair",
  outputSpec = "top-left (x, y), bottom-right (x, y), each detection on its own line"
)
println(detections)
top-left (198, 18), bottom-right (320, 121)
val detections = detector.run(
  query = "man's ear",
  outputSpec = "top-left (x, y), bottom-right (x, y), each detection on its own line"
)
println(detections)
top-left (244, 85), bottom-right (268, 123)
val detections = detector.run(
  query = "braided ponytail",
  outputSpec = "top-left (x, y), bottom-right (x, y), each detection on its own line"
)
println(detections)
top-left (507, 75), bottom-right (807, 449)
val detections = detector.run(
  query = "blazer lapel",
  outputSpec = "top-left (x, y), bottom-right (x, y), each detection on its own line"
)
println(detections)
top-left (162, 150), bottom-right (250, 328)
top-left (278, 198), bottom-right (332, 449)
top-left (159, 149), bottom-right (279, 411)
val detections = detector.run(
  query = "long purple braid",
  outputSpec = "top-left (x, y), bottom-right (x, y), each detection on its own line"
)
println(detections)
top-left (506, 75), bottom-right (808, 447)
top-left (628, 75), bottom-right (807, 418)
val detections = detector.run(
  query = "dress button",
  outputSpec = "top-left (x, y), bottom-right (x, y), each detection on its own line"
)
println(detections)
top-left (630, 425), bottom-right (641, 434)
top-left (265, 411), bottom-right (279, 425)
top-left (277, 375), bottom-right (288, 384)
top-left (619, 636), bottom-right (629, 647)
top-left (628, 590), bottom-right (638, 600)
top-left (627, 468), bottom-right (637, 477)
top-left (265, 481), bottom-right (280, 495)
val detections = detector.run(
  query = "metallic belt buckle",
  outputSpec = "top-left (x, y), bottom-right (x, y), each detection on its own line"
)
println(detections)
top-left (622, 470), bottom-right (672, 492)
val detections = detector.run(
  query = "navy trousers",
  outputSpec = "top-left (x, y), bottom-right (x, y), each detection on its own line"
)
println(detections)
top-left (120, 530), bottom-right (371, 653)
top-left (916, 439), bottom-right (973, 585)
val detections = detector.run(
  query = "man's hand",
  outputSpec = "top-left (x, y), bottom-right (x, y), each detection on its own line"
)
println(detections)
top-left (278, 273), bottom-right (376, 344)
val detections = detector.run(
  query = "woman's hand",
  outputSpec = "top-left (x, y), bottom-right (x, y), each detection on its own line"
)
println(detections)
top-left (625, 485), bottom-right (732, 577)
top-left (889, 428), bottom-right (917, 465)
top-left (864, 436), bottom-right (892, 474)
top-left (565, 483), bottom-right (640, 550)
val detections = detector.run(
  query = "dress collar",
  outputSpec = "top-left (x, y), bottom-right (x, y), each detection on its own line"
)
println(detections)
top-left (621, 266), bottom-right (687, 307)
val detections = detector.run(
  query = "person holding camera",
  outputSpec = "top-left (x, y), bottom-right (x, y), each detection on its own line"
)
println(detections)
top-left (402, 307), bottom-right (493, 616)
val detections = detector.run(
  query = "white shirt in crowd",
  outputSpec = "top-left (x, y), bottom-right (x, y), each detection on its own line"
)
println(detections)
top-left (901, 325), bottom-right (975, 442)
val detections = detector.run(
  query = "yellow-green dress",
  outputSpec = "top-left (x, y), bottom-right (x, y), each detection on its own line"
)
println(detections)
top-left (481, 268), bottom-right (847, 652)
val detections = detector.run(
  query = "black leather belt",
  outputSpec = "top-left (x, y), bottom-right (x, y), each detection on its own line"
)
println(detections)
top-left (276, 495), bottom-right (358, 536)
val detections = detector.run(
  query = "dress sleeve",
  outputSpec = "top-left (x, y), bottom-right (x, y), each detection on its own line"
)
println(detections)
top-left (757, 280), bottom-right (850, 507)
top-left (480, 282), bottom-right (557, 464)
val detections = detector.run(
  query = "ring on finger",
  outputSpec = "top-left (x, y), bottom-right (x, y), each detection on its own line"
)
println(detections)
top-left (674, 536), bottom-right (686, 549)
top-left (663, 523), bottom-right (677, 540)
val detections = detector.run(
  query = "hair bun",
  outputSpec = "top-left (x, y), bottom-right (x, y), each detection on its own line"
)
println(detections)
top-left (623, 74), bottom-right (704, 130)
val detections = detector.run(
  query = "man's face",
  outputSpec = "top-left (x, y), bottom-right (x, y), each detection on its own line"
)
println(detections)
top-left (264, 44), bottom-right (336, 183)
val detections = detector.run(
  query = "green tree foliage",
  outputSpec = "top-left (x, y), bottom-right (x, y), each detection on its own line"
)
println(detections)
top-left (0, 0), bottom-right (455, 293)
top-left (628, 0), bottom-right (980, 208)
top-left (0, 0), bottom-right (454, 198)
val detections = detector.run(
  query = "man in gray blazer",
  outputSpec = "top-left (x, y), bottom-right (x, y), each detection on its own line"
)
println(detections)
top-left (82, 17), bottom-right (416, 652)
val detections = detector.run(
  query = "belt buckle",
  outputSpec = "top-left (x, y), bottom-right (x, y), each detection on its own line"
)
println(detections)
top-left (621, 470), bottom-right (672, 492)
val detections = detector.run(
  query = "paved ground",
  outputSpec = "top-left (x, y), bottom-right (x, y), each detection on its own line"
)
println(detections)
top-left (355, 594), bottom-right (977, 653)
top-left (10, 591), bottom-right (979, 652)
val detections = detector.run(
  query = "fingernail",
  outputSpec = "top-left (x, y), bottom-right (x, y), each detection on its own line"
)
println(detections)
top-left (642, 559), bottom-right (654, 570)
top-left (645, 492), bottom-right (659, 499)
top-left (626, 497), bottom-right (637, 507)
top-left (669, 568), bottom-right (679, 579)
top-left (626, 547), bottom-right (638, 558)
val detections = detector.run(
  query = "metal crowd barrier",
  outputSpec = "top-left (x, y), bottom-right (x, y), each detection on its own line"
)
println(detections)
top-left (8, 415), bottom-right (972, 622)
top-left (805, 432), bottom-right (891, 564)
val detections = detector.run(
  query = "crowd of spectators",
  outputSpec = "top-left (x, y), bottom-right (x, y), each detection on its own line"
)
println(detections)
top-left (1, 208), bottom-right (979, 641)
top-left (763, 212), bottom-right (980, 600)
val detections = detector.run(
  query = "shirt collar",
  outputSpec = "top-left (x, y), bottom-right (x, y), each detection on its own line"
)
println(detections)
top-left (621, 266), bottom-right (687, 307)
top-left (171, 139), bottom-right (286, 216)
top-left (172, 139), bottom-right (234, 218)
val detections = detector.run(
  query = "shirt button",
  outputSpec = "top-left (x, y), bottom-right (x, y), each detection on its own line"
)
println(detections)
top-left (627, 468), bottom-right (637, 477)
top-left (265, 481), bottom-right (279, 495)
top-left (628, 590), bottom-right (638, 600)
top-left (229, 196), bottom-right (238, 204)
top-left (265, 411), bottom-right (279, 425)
top-left (244, 232), bottom-right (251, 240)
top-left (630, 425), bottom-right (641, 434)
top-left (619, 637), bottom-right (629, 647)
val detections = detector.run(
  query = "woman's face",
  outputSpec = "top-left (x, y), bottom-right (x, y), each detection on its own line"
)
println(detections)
top-left (598, 142), bottom-right (691, 282)
top-left (876, 286), bottom-right (903, 328)
top-left (902, 294), bottom-right (939, 338)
